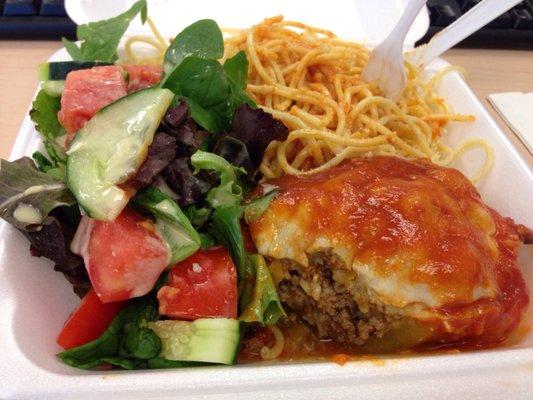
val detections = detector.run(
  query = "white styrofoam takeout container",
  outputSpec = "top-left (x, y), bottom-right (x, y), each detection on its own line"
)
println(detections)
top-left (1, 1), bottom-right (532, 398)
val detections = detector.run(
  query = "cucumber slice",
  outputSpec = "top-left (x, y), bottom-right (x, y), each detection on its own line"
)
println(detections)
top-left (66, 87), bottom-right (174, 221)
top-left (148, 319), bottom-right (240, 365)
top-left (41, 80), bottom-right (65, 97)
top-left (38, 61), bottom-right (113, 81)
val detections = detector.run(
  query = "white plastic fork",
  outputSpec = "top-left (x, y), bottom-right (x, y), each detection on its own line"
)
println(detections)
top-left (361, 0), bottom-right (427, 102)
top-left (362, 0), bottom-right (524, 102)
top-left (409, 0), bottom-right (524, 68)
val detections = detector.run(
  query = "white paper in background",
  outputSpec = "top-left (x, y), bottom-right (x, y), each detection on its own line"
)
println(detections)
top-left (488, 92), bottom-right (533, 155)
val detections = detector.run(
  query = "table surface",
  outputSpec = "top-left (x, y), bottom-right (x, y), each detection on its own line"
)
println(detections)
top-left (0, 41), bottom-right (532, 161)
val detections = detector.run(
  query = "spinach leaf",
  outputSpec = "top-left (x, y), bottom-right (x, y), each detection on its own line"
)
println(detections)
top-left (223, 51), bottom-right (256, 117)
top-left (186, 97), bottom-right (225, 132)
top-left (120, 323), bottom-right (162, 360)
top-left (163, 57), bottom-right (229, 108)
top-left (240, 254), bottom-right (285, 325)
top-left (134, 186), bottom-right (200, 264)
top-left (163, 58), bottom-right (232, 131)
top-left (62, 0), bottom-right (147, 62)
top-left (29, 89), bottom-right (66, 148)
top-left (163, 19), bottom-right (224, 73)
top-left (58, 297), bottom-right (159, 369)
top-left (0, 158), bottom-right (75, 230)
top-left (227, 79), bottom-right (256, 116)
top-left (223, 51), bottom-right (248, 90)
top-left (58, 329), bottom-right (122, 370)
top-left (163, 52), bottom-right (255, 131)
top-left (190, 150), bottom-right (245, 208)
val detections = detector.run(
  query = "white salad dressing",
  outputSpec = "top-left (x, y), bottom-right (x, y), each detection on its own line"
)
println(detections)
top-left (12, 204), bottom-right (42, 225)
top-left (70, 216), bottom-right (95, 262)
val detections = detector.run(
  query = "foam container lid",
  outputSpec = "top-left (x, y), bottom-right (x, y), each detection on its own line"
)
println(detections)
top-left (1, 1), bottom-right (532, 399)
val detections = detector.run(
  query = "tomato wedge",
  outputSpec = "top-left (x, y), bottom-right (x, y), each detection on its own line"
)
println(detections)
top-left (58, 66), bottom-right (127, 146)
top-left (123, 64), bottom-right (163, 92)
top-left (157, 247), bottom-right (238, 320)
top-left (73, 208), bottom-right (170, 303)
top-left (57, 289), bottom-right (126, 349)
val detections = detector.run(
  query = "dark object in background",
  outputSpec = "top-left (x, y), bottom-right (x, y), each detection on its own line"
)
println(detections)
top-left (0, 0), bottom-right (76, 39)
top-left (417, 0), bottom-right (533, 49)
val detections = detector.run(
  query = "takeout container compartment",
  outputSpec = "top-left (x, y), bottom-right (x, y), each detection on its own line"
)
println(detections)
top-left (1, 1), bottom-right (532, 398)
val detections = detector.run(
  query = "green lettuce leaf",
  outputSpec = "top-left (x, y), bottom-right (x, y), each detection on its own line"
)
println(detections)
top-left (207, 204), bottom-right (254, 314)
top-left (239, 254), bottom-right (285, 325)
top-left (190, 150), bottom-right (245, 208)
top-left (29, 89), bottom-right (66, 147)
top-left (62, 0), bottom-right (147, 62)
top-left (163, 19), bottom-right (224, 73)
top-left (0, 158), bottom-right (75, 230)
top-left (208, 205), bottom-right (245, 270)
top-left (243, 189), bottom-right (278, 224)
top-left (134, 186), bottom-right (201, 265)
top-left (208, 205), bottom-right (284, 323)
top-left (29, 89), bottom-right (68, 180)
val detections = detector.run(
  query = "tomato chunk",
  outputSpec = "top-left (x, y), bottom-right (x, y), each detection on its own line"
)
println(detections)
top-left (158, 247), bottom-right (238, 320)
top-left (58, 66), bottom-right (127, 145)
top-left (75, 208), bottom-right (169, 303)
top-left (57, 289), bottom-right (126, 349)
top-left (123, 64), bottom-right (163, 92)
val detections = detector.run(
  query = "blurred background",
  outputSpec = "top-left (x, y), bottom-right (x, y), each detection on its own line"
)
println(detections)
top-left (1, 0), bottom-right (532, 46)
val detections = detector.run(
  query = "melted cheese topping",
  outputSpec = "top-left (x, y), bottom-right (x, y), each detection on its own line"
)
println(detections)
top-left (250, 156), bottom-right (529, 345)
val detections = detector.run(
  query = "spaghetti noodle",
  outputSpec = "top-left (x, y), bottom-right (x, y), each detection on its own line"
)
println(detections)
top-left (123, 16), bottom-right (494, 182)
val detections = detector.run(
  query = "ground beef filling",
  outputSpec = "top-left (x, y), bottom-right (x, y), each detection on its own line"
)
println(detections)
top-left (276, 252), bottom-right (394, 346)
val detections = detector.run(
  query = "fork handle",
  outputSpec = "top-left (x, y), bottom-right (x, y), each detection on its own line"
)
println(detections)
top-left (420, 0), bottom-right (523, 65)
top-left (384, 0), bottom-right (428, 49)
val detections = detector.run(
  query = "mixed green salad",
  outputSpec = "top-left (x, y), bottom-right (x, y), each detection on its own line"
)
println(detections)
top-left (0, 1), bottom-right (288, 369)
